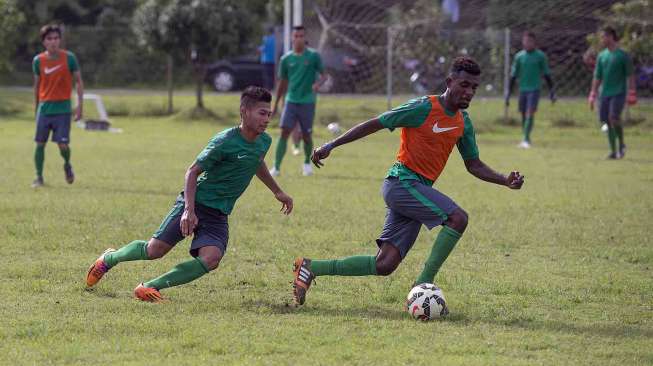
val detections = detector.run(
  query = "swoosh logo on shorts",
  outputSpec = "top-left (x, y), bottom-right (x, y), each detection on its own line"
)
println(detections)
top-left (44, 65), bottom-right (62, 75)
top-left (237, 154), bottom-right (247, 159)
top-left (432, 122), bottom-right (458, 134)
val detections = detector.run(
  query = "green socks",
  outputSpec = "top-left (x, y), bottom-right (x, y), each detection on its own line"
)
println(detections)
top-left (104, 240), bottom-right (150, 268)
top-left (607, 126), bottom-right (617, 154)
top-left (274, 137), bottom-right (288, 170)
top-left (59, 146), bottom-right (71, 164)
top-left (34, 144), bottom-right (45, 177)
top-left (614, 125), bottom-right (624, 147)
top-left (414, 226), bottom-right (462, 285)
top-left (311, 255), bottom-right (377, 276)
top-left (144, 257), bottom-right (209, 290)
top-left (523, 116), bottom-right (534, 142)
top-left (303, 139), bottom-right (313, 164)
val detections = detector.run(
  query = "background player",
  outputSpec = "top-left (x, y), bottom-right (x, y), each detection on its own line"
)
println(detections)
top-left (588, 26), bottom-right (636, 159)
top-left (505, 31), bottom-right (555, 149)
top-left (31, 24), bottom-right (84, 187)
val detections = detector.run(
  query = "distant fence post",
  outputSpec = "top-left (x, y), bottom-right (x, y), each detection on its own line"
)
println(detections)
top-left (503, 27), bottom-right (510, 121)
top-left (386, 26), bottom-right (394, 110)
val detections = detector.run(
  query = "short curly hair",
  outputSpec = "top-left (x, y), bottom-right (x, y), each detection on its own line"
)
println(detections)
top-left (450, 56), bottom-right (481, 76)
top-left (241, 86), bottom-right (272, 109)
top-left (40, 24), bottom-right (62, 41)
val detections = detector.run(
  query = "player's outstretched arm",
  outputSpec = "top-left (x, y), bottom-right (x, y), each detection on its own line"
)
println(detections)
top-left (505, 76), bottom-right (516, 106)
top-left (311, 118), bottom-right (384, 168)
top-left (181, 163), bottom-right (204, 236)
top-left (256, 161), bottom-right (293, 215)
top-left (272, 79), bottom-right (288, 118)
top-left (464, 158), bottom-right (524, 189)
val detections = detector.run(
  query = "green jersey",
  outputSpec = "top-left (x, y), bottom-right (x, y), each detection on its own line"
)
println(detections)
top-left (511, 49), bottom-right (550, 92)
top-left (194, 127), bottom-right (271, 215)
top-left (594, 48), bottom-right (633, 98)
top-left (278, 48), bottom-right (324, 104)
top-left (32, 51), bottom-right (79, 115)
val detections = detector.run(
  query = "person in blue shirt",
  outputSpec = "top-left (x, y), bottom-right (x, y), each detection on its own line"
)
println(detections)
top-left (259, 27), bottom-right (276, 91)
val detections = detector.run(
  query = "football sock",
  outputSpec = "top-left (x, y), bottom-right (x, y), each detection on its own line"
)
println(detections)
top-left (34, 144), bottom-right (45, 177)
top-left (615, 125), bottom-right (624, 147)
top-left (607, 126), bottom-right (617, 154)
top-left (144, 257), bottom-right (209, 290)
top-left (104, 240), bottom-right (150, 268)
top-left (274, 137), bottom-right (288, 170)
top-left (293, 141), bottom-right (301, 149)
top-left (523, 116), bottom-right (533, 142)
top-left (414, 226), bottom-right (462, 285)
top-left (303, 139), bottom-right (313, 164)
top-left (59, 146), bottom-right (71, 164)
top-left (311, 255), bottom-right (377, 276)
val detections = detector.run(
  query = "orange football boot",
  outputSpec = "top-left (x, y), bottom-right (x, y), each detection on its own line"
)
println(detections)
top-left (134, 283), bottom-right (164, 302)
top-left (292, 257), bottom-right (315, 305)
top-left (86, 248), bottom-right (115, 287)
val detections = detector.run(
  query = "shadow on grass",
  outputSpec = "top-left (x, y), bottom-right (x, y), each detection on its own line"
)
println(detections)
top-left (319, 174), bottom-right (379, 183)
top-left (261, 299), bottom-right (407, 321)
top-left (446, 312), bottom-right (653, 340)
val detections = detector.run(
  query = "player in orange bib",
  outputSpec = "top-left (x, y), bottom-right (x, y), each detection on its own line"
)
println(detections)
top-left (290, 57), bottom-right (525, 306)
top-left (31, 24), bottom-right (84, 188)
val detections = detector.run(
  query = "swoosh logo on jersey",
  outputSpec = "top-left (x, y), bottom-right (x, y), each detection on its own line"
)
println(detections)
top-left (237, 154), bottom-right (247, 159)
top-left (44, 65), bottom-right (62, 75)
top-left (432, 122), bottom-right (458, 134)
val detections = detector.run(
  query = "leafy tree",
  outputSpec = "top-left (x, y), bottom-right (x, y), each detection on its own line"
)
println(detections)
top-left (134, 0), bottom-right (257, 111)
top-left (0, 0), bottom-right (25, 73)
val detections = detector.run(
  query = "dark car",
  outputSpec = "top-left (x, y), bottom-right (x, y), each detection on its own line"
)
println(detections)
top-left (205, 48), bottom-right (367, 93)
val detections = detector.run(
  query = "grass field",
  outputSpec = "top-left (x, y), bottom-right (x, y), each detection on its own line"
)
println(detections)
top-left (1, 88), bottom-right (652, 365)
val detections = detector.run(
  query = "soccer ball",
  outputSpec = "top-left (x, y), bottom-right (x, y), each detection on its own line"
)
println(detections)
top-left (406, 283), bottom-right (448, 320)
top-left (327, 122), bottom-right (342, 136)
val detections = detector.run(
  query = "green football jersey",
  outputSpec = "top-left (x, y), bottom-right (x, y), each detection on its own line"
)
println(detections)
top-left (193, 127), bottom-right (271, 214)
top-left (594, 48), bottom-right (633, 98)
top-left (278, 48), bottom-right (324, 104)
top-left (511, 49), bottom-right (550, 92)
top-left (32, 51), bottom-right (79, 115)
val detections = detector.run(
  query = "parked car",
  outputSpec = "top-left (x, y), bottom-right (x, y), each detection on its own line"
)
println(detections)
top-left (205, 48), bottom-right (368, 93)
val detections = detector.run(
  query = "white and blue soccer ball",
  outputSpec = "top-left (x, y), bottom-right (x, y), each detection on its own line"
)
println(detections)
top-left (327, 122), bottom-right (342, 136)
top-left (406, 283), bottom-right (448, 320)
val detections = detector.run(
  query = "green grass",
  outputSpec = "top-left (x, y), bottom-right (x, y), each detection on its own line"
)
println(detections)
top-left (1, 88), bottom-right (652, 365)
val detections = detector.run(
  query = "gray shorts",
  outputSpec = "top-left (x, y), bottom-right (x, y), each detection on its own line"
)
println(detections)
top-left (599, 93), bottom-right (626, 125)
top-left (280, 102), bottom-right (315, 134)
top-left (376, 177), bottom-right (459, 258)
top-left (153, 197), bottom-right (229, 257)
top-left (519, 91), bottom-right (540, 114)
top-left (35, 113), bottom-right (71, 143)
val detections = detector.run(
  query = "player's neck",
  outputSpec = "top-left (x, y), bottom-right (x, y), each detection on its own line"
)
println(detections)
top-left (293, 46), bottom-right (305, 54)
top-left (46, 49), bottom-right (60, 58)
top-left (606, 43), bottom-right (617, 51)
top-left (439, 93), bottom-right (459, 114)
top-left (238, 123), bottom-right (259, 142)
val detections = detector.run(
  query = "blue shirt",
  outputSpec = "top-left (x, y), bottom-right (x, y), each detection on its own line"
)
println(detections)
top-left (260, 35), bottom-right (275, 64)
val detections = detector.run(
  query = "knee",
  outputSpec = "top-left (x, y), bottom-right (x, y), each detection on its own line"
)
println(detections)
top-left (146, 239), bottom-right (169, 259)
top-left (302, 133), bottom-right (312, 143)
top-left (200, 254), bottom-right (221, 271)
top-left (446, 208), bottom-right (468, 233)
top-left (58, 143), bottom-right (69, 150)
top-left (280, 128), bottom-right (292, 139)
top-left (375, 257), bottom-right (400, 276)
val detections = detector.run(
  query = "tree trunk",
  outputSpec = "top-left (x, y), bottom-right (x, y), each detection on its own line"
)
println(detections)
top-left (167, 54), bottom-right (174, 114)
top-left (195, 62), bottom-right (205, 109)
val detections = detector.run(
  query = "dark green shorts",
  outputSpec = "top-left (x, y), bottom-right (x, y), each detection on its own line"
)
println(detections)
top-left (153, 197), bottom-right (228, 257)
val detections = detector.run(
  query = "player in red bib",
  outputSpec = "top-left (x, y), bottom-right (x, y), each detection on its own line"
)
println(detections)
top-left (31, 24), bottom-right (84, 187)
top-left (291, 57), bottom-right (524, 306)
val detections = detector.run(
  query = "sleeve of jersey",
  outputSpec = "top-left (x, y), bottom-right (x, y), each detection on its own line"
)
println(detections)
top-left (315, 53), bottom-right (324, 73)
top-left (279, 57), bottom-right (288, 79)
top-left (32, 57), bottom-right (40, 76)
top-left (542, 53), bottom-right (551, 75)
top-left (196, 139), bottom-right (224, 171)
top-left (67, 52), bottom-right (79, 72)
top-left (457, 112), bottom-right (480, 161)
top-left (510, 55), bottom-right (519, 77)
top-left (378, 98), bottom-right (431, 131)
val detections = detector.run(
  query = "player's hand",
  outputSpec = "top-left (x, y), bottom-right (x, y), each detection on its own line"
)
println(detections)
top-left (588, 91), bottom-right (597, 111)
top-left (74, 106), bottom-right (83, 121)
top-left (311, 143), bottom-right (333, 168)
top-left (627, 89), bottom-right (637, 106)
top-left (180, 208), bottom-right (198, 236)
top-left (275, 191), bottom-right (293, 215)
top-left (549, 91), bottom-right (557, 104)
top-left (312, 82), bottom-right (320, 92)
top-left (505, 171), bottom-right (524, 190)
